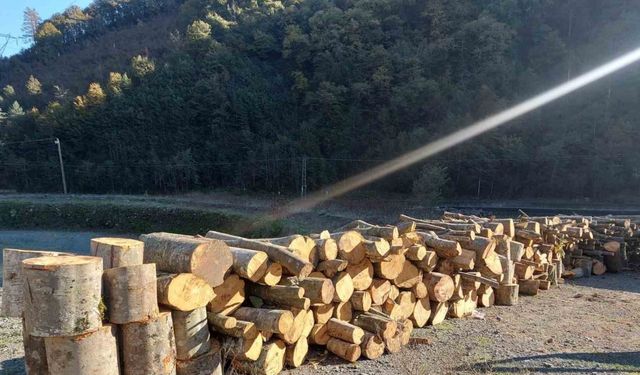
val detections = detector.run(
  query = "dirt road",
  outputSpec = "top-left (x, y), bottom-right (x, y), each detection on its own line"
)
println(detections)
top-left (2, 273), bottom-right (639, 374)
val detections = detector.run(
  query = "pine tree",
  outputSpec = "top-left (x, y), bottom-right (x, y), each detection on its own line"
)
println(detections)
top-left (36, 22), bottom-right (62, 41)
top-left (187, 20), bottom-right (211, 42)
top-left (2, 85), bottom-right (15, 98)
top-left (108, 72), bottom-right (131, 96)
top-left (131, 56), bottom-right (155, 78)
top-left (26, 75), bottom-right (42, 95)
top-left (53, 85), bottom-right (70, 102)
top-left (8, 101), bottom-right (24, 117)
top-left (85, 83), bottom-right (106, 106)
top-left (73, 96), bottom-right (86, 110)
top-left (22, 7), bottom-right (41, 42)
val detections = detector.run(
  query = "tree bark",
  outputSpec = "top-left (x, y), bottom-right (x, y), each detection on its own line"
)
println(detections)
top-left (103, 263), bottom-right (159, 324)
top-left (327, 318), bottom-right (364, 344)
top-left (120, 311), bottom-right (177, 375)
top-left (172, 307), bottom-right (211, 361)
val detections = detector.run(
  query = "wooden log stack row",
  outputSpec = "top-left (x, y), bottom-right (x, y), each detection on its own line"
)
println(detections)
top-left (3, 212), bottom-right (634, 375)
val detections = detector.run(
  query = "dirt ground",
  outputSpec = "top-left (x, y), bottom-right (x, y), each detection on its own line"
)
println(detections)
top-left (1, 272), bottom-right (639, 375)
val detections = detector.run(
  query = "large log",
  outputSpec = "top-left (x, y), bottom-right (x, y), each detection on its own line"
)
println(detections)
top-left (90, 237), bottom-right (144, 269)
top-left (103, 263), bottom-right (159, 324)
top-left (414, 250), bottom-right (438, 272)
top-left (350, 290), bottom-right (372, 312)
top-left (44, 324), bottom-right (120, 375)
top-left (233, 307), bottom-right (293, 335)
top-left (232, 340), bottom-right (286, 375)
top-left (393, 260), bottom-right (422, 288)
top-left (361, 237), bottom-right (391, 261)
top-left (229, 247), bottom-right (269, 282)
top-left (458, 237), bottom-right (495, 260)
top-left (428, 301), bottom-right (449, 325)
top-left (316, 238), bottom-right (338, 261)
top-left (334, 301), bottom-right (353, 322)
top-left (410, 298), bottom-right (431, 328)
top-left (120, 311), bottom-right (176, 375)
top-left (23, 255), bottom-right (102, 337)
top-left (141, 232), bottom-right (232, 287)
top-left (308, 324), bottom-right (330, 345)
top-left (172, 307), bottom-right (211, 361)
top-left (317, 259), bottom-right (349, 278)
top-left (205, 231), bottom-right (312, 278)
top-left (277, 308), bottom-right (307, 344)
top-left (208, 274), bottom-right (245, 315)
top-left (1, 248), bottom-right (67, 318)
top-left (311, 304), bottom-right (334, 324)
top-left (157, 273), bottom-right (215, 311)
top-left (518, 279), bottom-right (540, 296)
top-left (424, 272), bottom-right (454, 302)
top-left (332, 231), bottom-right (366, 264)
top-left (176, 339), bottom-right (223, 375)
top-left (451, 249), bottom-right (476, 270)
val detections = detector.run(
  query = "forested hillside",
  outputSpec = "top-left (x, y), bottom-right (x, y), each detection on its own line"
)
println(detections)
top-left (1, 0), bottom-right (640, 202)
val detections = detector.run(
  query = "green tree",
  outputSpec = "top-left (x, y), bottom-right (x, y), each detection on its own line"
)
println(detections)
top-left (73, 95), bottom-right (86, 110)
top-left (107, 72), bottom-right (131, 96)
top-left (85, 83), bottom-right (106, 106)
top-left (53, 85), bottom-right (70, 102)
top-left (8, 101), bottom-right (25, 117)
top-left (187, 20), bottom-right (211, 42)
top-left (3, 86), bottom-right (15, 98)
top-left (36, 22), bottom-right (62, 41)
top-left (26, 75), bottom-right (42, 95)
top-left (131, 55), bottom-right (155, 78)
top-left (22, 7), bottom-right (41, 42)
top-left (412, 164), bottom-right (450, 205)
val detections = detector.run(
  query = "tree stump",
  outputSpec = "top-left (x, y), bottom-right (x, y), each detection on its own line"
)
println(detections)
top-left (120, 311), bottom-right (177, 375)
top-left (23, 255), bottom-right (102, 337)
top-left (44, 324), bottom-right (120, 375)
top-left (90, 237), bottom-right (144, 269)
top-left (103, 263), bottom-right (159, 324)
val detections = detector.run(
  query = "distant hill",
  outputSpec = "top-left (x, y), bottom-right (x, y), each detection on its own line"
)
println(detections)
top-left (1, 0), bottom-right (640, 202)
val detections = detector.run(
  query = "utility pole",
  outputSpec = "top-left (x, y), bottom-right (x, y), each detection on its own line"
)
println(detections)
top-left (300, 156), bottom-right (307, 197)
top-left (54, 138), bottom-right (68, 194)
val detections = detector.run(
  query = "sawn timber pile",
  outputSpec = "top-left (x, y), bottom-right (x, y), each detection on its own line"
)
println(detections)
top-left (1, 212), bottom-right (633, 375)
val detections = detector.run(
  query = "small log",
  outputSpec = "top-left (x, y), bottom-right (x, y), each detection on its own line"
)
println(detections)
top-left (451, 249), bottom-right (476, 270)
top-left (350, 290), bottom-right (372, 311)
top-left (206, 231), bottom-right (313, 278)
top-left (233, 307), bottom-right (293, 334)
top-left (157, 273), bottom-right (215, 311)
top-left (361, 237), bottom-right (391, 261)
top-left (333, 231), bottom-right (366, 264)
top-left (384, 330), bottom-right (403, 353)
top-left (592, 260), bottom-right (606, 275)
top-left (45, 324), bottom-right (120, 375)
top-left (90, 237), bottom-right (143, 269)
top-left (301, 309), bottom-right (315, 338)
top-left (298, 277), bottom-right (335, 305)
top-left (232, 340), bottom-right (286, 375)
top-left (428, 301), bottom-right (449, 325)
top-left (352, 313), bottom-right (396, 340)
top-left (416, 232), bottom-right (462, 258)
top-left (172, 307), bottom-right (211, 361)
top-left (176, 339), bottom-right (223, 375)
top-left (410, 298), bottom-right (431, 328)
top-left (207, 312), bottom-right (237, 330)
top-left (414, 250), bottom-right (438, 272)
top-left (327, 338), bottom-right (361, 363)
top-left (405, 244), bottom-right (427, 261)
top-left (424, 272), bottom-right (455, 302)
top-left (398, 319), bottom-right (413, 345)
top-left (221, 332), bottom-right (263, 361)
top-left (346, 259), bottom-right (374, 290)
top-left (1, 248), bottom-right (67, 318)
top-left (208, 274), bottom-right (246, 315)
top-left (327, 318), bottom-right (365, 344)
top-left (277, 308), bottom-right (307, 344)
top-left (285, 338), bottom-right (308, 368)
top-left (23, 256), bottom-right (102, 337)
top-left (247, 283), bottom-right (309, 310)
top-left (309, 324), bottom-right (330, 345)
top-left (458, 237), bottom-right (495, 260)
top-left (514, 262), bottom-right (534, 280)
top-left (334, 301), bottom-right (353, 322)
top-left (393, 260), bottom-right (422, 288)
top-left (316, 238), bottom-right (338, 261)
top-left (510, 241), bottom-right (525, 261)
top-left (120, 311), bottom-right (176, 375)
top-left (368, 279), bottom-right (391, 305)
top-left (210, 317), bottom-right (257, 339)
top-left (258, 262), bottom-right (283, 286)
top-left (317, 259), bottom-right (349, 278)
top-left (103, 263), bottom-right (159, 324)
top-left (477, 286), bottom-right (495, 307)
top-left (141, 232), bottom-right (232, 287)
top-left (360, 332), bottom-right (385, 360)
top-left (373, 253), bottom-right (405, 280)
top-left (312, 304), bottom-right (334, 324)
top-left (412, 280), bottom-right (429, 299)
top-left (518, 279), bottom-right (540, 296)
top-left (538, 280), bottom-right (552, 290)
top-left (332, 272), bottom-right (355, 302)
top-left (230, 247), bottom-right (269, 282)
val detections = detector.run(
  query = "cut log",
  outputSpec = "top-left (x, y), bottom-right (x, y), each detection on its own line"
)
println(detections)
top-left (120, 311), bottom-right (176, 375)
top-left (451, 249), bottom-right (476, 270)
top-left (297, 277), bottom-right (335, 305)
top-left (327, 318), bottom-right (365, 344)
top-left (334, 301), bottom-right (353, 322)
top-left (207, 312), bottom-right (237, 331)
top-left (316, 238), bottom-right (338, 261)
top-left (352, 313), bottom-right (397, 341)
top-left (285, 337), bottom-right (308, 368)
top-left (229, 247), bottom-right (269, 282)
top-left (45, 324), bottom-right (120, 375)
top-left (416, 232), bottom-right (462, 258)
top-left (22, 319), bottom-right (48, 375)
top-left (458, 237), bottom-right (495, 260)
top-left (327, 338), bottom-right (361, 363)
top-left (361, 237), bottom-right (391, 261)
top-left (514, 262), bottom-right (534, 280)
top-left (518, 279), bottom-right (540, 296)
top-left (393, 260), bottom-right (422, 288)
top-left (368, 279), bottom-right (391, 305)
top-left (383, 330), bottom-right (403, 353)
top-left (398, 319), bottom-right (413, 345)
top-left (23, 255), bottom-right (102, 337)
top-left (103, 263), bottom-right (158, 324)
top-left (410, 298), bottom-right (431, 328)
top-left (233, 307), bottom-right (293, 335)
top-left (208, 274), bottom-right (245, 315)
top-left (141, 232), bottom-right (232, 287)
top-left (312, 304), bottom-right (334, 324)
top-left (260, 235), bottom-right (318, 266)
top-left (157, 273), bottom-right (215, 311)
top-left (350, 290), bottom-right (372, 312)
top-left (232, 340), bottom-right (286, 375)
top-left (428, 301), bottom-right (449, 325)
top-left (477, 252), bottom-right (503, 279)
top-left (176, 339), bottom-right (223, 375)
top-left (346, 259), bottom-right (374, 290)
top-left (360, 332), bottom-right (385, 360)
top-left (172, 307), bottom-right (211, 361)
top-left (494, 219), bottom-right (515, 237)
top-left (510, 241), bottom-right (525, 261)
top-left (277, 308), bottom-right (307, 344)
top-left (205, 231), bottom-right (312, 278)
top-left (332, 272), bottom-right (355, 302)
top-left (477, 286), bottom-right (495, 307)
top-left (424, 272), bottom-right (455, 302)
top-left (405, 244), bottom-right (427, 261)
top-left (258, 262), bottom-right (283, 286)
top-left (246, 283), bottom-right (309, 310)
top-left (414, 250), bottom-right (438, 272)
top-left (309, 324), bottom-right (330, 345)
top-left (90, 237), bottom-right (144, 269)
top-left (1, 248), bottom-right (67, 318)
top-left (603, 241), bottom-right (621, 253)
top-left (373, 253), bottom-right (405, 280)
top-left (592, 260), bottom-right (606, 275)
top-left (317, 259), bottom-right (349, 278)
top-left (538, 280), bottom-right (552, 290)
top-left (220, 332), bottom-right (263, 361)
top-left (458, 272), bottom-right (500, 289)
top-left (333, 231), bottom-right (366, 264)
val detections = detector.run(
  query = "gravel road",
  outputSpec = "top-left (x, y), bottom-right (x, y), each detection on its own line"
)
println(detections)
top-left (2, 272), bottom-right (639, 374)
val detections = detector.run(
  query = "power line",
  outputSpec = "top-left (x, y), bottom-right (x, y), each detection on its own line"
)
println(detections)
top-left (0, 138), bottom-right (57, 146)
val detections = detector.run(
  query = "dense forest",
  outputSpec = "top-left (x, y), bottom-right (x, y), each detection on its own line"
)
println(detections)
top-left (1, 0), bottom-right (640, 202)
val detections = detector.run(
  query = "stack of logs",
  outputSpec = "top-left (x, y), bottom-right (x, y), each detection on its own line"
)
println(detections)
top-left (1, 212), bottom-right (630, 375)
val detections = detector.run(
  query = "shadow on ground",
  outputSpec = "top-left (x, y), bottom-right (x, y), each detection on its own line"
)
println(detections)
top-left (567, 272), bottom-right (640, 294)
top-left (0, 357), bottom-right (24, 375)
top-left (460, 351), bottom-right (640, 373)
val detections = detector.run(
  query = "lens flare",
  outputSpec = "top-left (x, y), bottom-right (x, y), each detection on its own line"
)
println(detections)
top-left (273, 46), bottom-right (640, 218)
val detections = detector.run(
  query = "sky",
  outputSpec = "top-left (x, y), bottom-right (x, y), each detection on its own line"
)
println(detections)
top-left (0, 0), bottom-right (93, 57)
